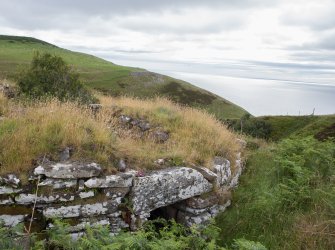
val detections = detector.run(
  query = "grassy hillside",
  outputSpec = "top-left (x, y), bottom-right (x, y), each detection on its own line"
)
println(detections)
top-left (0, 35), bottom-right (247, 119)
top-left (258, 115), bottom-right (335, 141)
top-left (228, 114), bottom-right (335, 142)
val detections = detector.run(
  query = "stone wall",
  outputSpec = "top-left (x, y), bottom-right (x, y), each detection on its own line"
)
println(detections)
top-left (0, 151), bottom-right (244, 237)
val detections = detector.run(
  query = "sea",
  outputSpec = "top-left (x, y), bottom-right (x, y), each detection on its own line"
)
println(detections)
top-left (109, 58), bottom-right (335, 116)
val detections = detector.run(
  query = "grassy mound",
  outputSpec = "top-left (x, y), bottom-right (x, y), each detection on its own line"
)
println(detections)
top-left (0, 93), bottom-right (240, 179)
top-left (0, 35), bottom-right (248, 119)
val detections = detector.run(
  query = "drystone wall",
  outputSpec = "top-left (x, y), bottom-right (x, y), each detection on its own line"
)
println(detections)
top-left (0, 149), bottom-right (244, 238)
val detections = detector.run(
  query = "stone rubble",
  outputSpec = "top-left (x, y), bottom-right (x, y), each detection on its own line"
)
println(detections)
top-left (0, 142), bottom-right (245, 237)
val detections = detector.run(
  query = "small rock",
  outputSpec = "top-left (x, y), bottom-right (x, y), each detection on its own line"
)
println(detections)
top-left (119, 115), bottom-right (132, 124)
top-left (88, 104), bottom-right (102, 112)
top-left (154, 158), bottom-right (166, 165)
top-left (59, 147), bottom-right (71, 162)
top-left (33, 166), bottom-right (45, 175)
top-left (0, 174), bottom-right (20, 188)
top-left (152, 130), bottom-right (169, 143)
top-left (0, 186), bottom-right (22, 195)
top-left (78, 179), bottom-right (85, 191)
top-left (130, 119), bottom-right (140, 126)
top-left (79, 191), bottom-right (95, 199)
top-left (118, 159), bottom-right (127, 172)
top-left (138, 120), bottom-right (151, 131)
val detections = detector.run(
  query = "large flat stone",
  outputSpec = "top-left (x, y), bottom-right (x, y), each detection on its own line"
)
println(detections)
top-left (130, 167), bottom-right (213, 215)
top-left (34, 162), bottom-right (102, 179)
top-left (84, 172), bottom-right (134, 188)
top-left (15, 193), bottom-right (75, 205)
top-left (43, 199), bottom-right (122, 218)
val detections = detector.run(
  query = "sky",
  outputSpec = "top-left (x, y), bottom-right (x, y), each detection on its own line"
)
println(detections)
top-left (1, 0), bottom-right (335, 92)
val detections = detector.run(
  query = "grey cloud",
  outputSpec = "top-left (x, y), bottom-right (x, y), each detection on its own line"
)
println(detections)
top-left (288, 32), bottom-right (335, 51)
top-left (279, 5), bottom-right (335, 31)
top-left (291, 51), bottom-right (335, 63)
top-left (0, 0), bottom-right (276, 31)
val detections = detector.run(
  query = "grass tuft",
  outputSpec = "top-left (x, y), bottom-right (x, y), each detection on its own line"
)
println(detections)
top-left (0, 95), bottom-right (240, 177)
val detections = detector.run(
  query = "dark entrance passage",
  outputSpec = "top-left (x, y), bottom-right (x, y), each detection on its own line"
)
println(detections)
top-left (148, 205), bottom-right (178, 221)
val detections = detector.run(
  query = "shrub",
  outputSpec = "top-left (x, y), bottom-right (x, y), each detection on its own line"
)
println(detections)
top-left (274, 136), bottom-right (335, 211)
top-left (17, 52), bottom-right (96, 104)
top-left (226, 115), bottom-right (272, 140)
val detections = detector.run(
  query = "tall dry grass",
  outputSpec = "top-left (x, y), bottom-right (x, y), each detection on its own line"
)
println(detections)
top-left (99, 96), bottom-right (240, 170)
top-left (0, 92), bottom-right (9, 116)
top-left (0, 95), bottom-right (240, 178)
top-left (0, 99), bottom-right (113, 178)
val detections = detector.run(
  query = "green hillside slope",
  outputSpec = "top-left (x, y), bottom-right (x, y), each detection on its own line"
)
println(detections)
top-left (0, 35), bottom-right (248, 119)
top-left (258, 115), bottom-right (335, 141)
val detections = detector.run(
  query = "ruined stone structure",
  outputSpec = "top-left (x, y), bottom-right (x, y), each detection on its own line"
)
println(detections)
top-left (0, 152), bottom-right (244, 237)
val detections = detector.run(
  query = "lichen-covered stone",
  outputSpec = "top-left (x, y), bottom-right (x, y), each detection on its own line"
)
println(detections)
top-left (44, 198), bottom-right (122, 219)
top-left (177, 210), bottom-right (212, 227)
top-left (79, 191), bottom-right (95, 199)
top-left (15, 193), bottom-right (75, 205)
top-left (230, 152), bottom-right (243, 188)
top-left (185, 193), bottom-right (219, 209)
top-left (174, 203), bottom-right (208, 215)
top-left (0, 197), bottom-right (14, 205)
top-left (213, 157), bottom-right (231, 186)
top-left (192, 166), bottom-right (217, 182)
top-left (104, 187), bottom-right (130, 198)
top-left (44, 205), bottom-right (81, 218)
top-left (0, 215), bottom-right (26, 227)
top-left (118, 159), bottom-right (127, 172)
top-left (34, 162), bottom-right (102, 179)
top-left (38, 178), bottom-right (77, 189)
top-left (0, 186), bottom-right (22, 195)
top-left (0, 174), bottom-right (20, 188)
top-left (208, 201), bottom-right (231, 216)
top-left (84, 173), bottom-right (134, 188)
top-left (59, 147), bottom-right (71, 162)
top-left (152, 130), bottom-right (169, 143)
top-left (130, 167), bottom-right (213, 215)
top-left (119, 115), bottom-right (132, 124)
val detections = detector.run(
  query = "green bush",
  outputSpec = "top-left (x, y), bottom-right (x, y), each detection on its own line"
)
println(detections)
top-left (17, 52), bottom-right (96, 104)
top-left (274, 136), bottom-right (335, 211)
top-left (226, 115), bottom-right (272, 140)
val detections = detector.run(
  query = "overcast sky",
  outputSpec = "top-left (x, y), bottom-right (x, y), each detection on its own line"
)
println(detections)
top-left (1, 0), bottom-right (335, 85)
